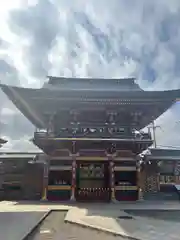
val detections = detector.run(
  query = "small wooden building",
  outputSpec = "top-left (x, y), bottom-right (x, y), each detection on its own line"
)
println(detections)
top-left (0, 152), bottom-right (44, 200)
top-left (141, 148), bottom-right (180, 200)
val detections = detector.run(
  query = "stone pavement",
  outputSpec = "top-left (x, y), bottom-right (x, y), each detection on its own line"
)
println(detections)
top-left (0, 201), bottom-right (70, 240)
top-left (65, 206), bottom-right (180, 240)
top-left (1, 201), bottom-right (180, 240)
top-left (0, 211), bottom-right (48, 240)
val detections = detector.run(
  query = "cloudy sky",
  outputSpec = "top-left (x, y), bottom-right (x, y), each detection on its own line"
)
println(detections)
top-left (0, 0), bottom-right (180, 151)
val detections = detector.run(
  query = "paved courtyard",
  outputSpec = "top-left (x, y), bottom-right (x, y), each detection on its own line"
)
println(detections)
top-left (65, 204), bottom-right (180, 240)
top-left (0, 201), bottom-right (180, 240)
top-left (0, 210), bottom-right (48, 240)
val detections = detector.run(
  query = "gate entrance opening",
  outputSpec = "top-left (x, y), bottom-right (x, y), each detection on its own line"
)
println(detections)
top-left (47, 170), bottom-right (71, 201)
top-left (114, 170), bottom-right (138, 201)
top-left (75, 161), bottom-right (111, 202)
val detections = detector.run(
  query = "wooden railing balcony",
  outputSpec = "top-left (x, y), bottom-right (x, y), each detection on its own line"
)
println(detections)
top-left (34, 128), bottom-right (152, 141)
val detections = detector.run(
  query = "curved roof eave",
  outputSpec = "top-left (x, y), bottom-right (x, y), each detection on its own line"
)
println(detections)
top-left (0, 84), bottom-right (45, 129)
top-left (1, 83), bottom-right (180, 129)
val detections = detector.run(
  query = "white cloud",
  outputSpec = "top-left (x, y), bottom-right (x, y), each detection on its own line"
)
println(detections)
top-left (0, 0), bottom-right (180, 150)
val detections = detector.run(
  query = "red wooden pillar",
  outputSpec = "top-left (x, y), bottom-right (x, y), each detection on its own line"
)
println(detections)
top-left (137, 160), bottom-right (144, 201)
top-left (109, 155), bottom-right (115, 201)
top-left (41, 156), bottom-right (49, 201)
top-left (71, 156), bottom-right (76, 201)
